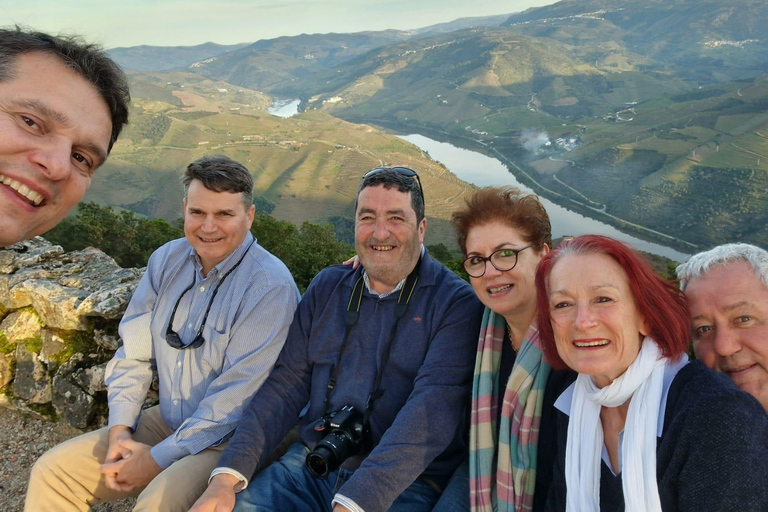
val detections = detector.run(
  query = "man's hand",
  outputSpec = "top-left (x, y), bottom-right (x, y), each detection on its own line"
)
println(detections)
top-left (189, 473), bottom-right (239, 512)
top-left (99, 438), bottom-right (162, 492)
top-left (102, 426), bottom-right (133, 490)
top-left (342, 255), bottom-right (361, 269)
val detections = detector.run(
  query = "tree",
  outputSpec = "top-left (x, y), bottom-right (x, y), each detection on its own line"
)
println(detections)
top-left (44, 203), bottom-right (182, 268)
top-left (251, 214), bottom-right (353, 291)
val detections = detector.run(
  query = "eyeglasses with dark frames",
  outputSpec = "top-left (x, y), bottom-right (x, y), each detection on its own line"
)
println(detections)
top-left (362, 166), bottom-right (424, 206)
top-left (165, 239), bottom-right (254, 349)
top-left (462, 244), bottom-right (534, 278)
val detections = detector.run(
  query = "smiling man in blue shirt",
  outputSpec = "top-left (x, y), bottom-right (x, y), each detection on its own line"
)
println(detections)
top-left (26, 155), bottom-right (300, 512)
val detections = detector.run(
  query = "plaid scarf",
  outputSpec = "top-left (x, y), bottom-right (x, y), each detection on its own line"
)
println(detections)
top-left (469, 307), bottom-right (551, 512)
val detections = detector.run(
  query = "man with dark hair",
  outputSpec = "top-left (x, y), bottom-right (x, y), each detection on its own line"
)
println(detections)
top-left (191, 167), bottom-right (483, 512)
top-left (0, 26), bottom-right (130, 247)
top-left (26, 155), bottom-right (300, 511)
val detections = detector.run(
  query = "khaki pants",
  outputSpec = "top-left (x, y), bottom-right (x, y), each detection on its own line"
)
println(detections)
top-left (25, 406), bottom-right (227, 512)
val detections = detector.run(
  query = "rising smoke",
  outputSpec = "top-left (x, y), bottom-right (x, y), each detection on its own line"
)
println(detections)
top-left (520, 129), bottom-right (550, 154)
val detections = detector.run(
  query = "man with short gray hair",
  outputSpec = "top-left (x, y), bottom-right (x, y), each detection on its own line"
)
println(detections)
top-left (677, 243), bottom-right (768, 412)
top-left (26, 155), bottom-right (300, 511)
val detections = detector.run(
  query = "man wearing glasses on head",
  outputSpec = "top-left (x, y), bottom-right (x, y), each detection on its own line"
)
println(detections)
top-left (26, 155), bottom-right (300, 512)
top-left (191, 166), bottom-right (483, 512)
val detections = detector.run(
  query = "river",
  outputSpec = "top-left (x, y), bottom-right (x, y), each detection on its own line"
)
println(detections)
top-left (267, 98), bottom-right (301, 117)
top-left (398, 134), bottom-right (689, 261)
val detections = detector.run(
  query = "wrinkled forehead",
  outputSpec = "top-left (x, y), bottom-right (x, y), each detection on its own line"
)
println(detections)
top-left (688, 261), bottom-right (768, 306)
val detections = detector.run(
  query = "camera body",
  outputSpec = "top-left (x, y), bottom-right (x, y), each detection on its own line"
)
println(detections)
top-left (306, 405), bottom-right (367, 478)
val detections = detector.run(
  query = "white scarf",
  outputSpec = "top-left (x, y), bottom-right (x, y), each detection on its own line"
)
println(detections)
top-left (565, 338), bottom-right (667, 512)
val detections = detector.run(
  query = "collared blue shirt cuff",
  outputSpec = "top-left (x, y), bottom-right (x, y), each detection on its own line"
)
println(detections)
top-left (210, 467), bottom-right (248, 492)
top-left (150, 436), bottom-right (187, 469)
top-left (332, 493), bottom-right (365, 512)
top-left (107, 402), bottom-right (142, 432)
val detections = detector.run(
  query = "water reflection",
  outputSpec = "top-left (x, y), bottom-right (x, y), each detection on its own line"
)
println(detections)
top-left (398, 134), bottom-right (689, 261)
top-left (267, 98), bottom-right (301, 118)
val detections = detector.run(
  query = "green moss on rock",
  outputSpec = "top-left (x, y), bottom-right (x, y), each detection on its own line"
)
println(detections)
top-left (0, 332), bottom-right (15, 354)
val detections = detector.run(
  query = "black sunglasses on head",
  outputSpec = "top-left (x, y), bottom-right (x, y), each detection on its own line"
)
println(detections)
top-left (362, 166), bottom-right (425, 206)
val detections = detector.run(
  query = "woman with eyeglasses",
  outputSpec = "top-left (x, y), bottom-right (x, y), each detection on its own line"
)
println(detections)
top-left (433, 186), bottom-right (573, 512)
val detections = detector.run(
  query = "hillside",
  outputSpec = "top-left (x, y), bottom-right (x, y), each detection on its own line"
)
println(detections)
top-left (288, 28), bottom-right (686, 125)
top-left (535, 75), bottom-right (768, 248)
top-left (503, 0), bottom-right (768, 83)
top-left (108, 42), bottom-right (250, 71)
top-left (89, 72), bottom-right (477, 248)
top-left (186, 31), bottom-right (413, 91)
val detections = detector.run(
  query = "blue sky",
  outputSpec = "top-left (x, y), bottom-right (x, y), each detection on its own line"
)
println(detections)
top-left (0, 0), bottom-right (558, 48)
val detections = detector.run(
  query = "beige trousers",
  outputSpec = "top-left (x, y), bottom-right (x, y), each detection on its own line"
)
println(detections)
top-left (24, 406), bottom-right (227, 512)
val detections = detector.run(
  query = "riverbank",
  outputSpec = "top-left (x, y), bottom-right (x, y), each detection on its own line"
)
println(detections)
top-left (358, 117), bottom-right (693, 259)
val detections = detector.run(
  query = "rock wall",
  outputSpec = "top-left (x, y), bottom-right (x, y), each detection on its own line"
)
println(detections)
top-left (0, 237), bottom-right (144, 429)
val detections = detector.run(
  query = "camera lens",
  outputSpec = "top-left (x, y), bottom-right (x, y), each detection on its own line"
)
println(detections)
top-left (305, 406), bottom-right (365, 479)
top-left (306, 431), bottom-right (354, 478)
top-left (306, 445), bottom-right (335, 478)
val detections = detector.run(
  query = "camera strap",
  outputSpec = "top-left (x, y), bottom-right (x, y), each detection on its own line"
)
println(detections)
top-left (321, 256), bottom-right (422, 422)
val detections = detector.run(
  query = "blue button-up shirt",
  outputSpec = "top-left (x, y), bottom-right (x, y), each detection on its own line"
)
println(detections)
top-left (105, 233), bottom-right (300, 468)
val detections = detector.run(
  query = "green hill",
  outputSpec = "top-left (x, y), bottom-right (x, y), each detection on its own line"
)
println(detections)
top-left (503, 0), bottom-right (768, 83)
top-left (88, 72), bottom-right (477, 249)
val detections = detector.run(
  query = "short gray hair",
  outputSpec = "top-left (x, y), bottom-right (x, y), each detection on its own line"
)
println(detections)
top-left (676, 243), bottom-right (768, 291)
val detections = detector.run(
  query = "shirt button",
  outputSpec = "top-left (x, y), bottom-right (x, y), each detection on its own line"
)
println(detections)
top-left (173, 399), bottom-right (179, 406)
top-left (177, 361), bottom-right (182, 367)
top-left (199, 285), bottom-right (206, 292)
top-left (187, 323), bottom-right (193, 329)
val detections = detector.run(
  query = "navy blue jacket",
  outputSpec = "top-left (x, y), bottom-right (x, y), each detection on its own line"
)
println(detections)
top-left (546, 360), bottom-right (768, 511)
top-left (219, 251), bottom-right (483, 512)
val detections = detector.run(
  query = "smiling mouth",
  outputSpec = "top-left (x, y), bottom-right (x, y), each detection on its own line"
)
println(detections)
top-left (488, 284), bottom-right (512, 293)
top-left (199, 237), bottom-right (222, 243)
top-left (574, 339), bottom-right (610, 348)
top-left (725, 363), bottom-right (756, 375)
top-left (372, 245), bottom-right (395, 251)
top-left (0, 174), bottom-right (44, 206)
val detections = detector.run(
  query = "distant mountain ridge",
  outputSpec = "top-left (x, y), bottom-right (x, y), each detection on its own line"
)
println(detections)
top-left (108, 42), bottom-right (251, 71)
top-left (108, 12), bottom-right (511, 77)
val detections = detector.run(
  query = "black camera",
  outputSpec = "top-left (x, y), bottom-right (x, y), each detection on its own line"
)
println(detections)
top-left (306, 405), bottom-right (366, 478)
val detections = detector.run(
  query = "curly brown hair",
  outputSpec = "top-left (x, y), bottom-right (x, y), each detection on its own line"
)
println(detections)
top-left (451, 186), bottom-right (552, 256)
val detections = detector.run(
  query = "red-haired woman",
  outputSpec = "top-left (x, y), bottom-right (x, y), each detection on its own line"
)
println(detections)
top-left (535, 235), bottom-right (768, 512)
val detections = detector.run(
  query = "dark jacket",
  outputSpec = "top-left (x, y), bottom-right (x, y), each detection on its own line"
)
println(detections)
top-left (546, 360), bottom-right (768, 511)
top-left (219, 250), bottom-right (483, 512)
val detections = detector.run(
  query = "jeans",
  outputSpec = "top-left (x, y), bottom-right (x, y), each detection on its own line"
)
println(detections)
top-left (233, 442), bottom-right (439, 512)
top-left (431, 459), bottom-right (469, 512)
